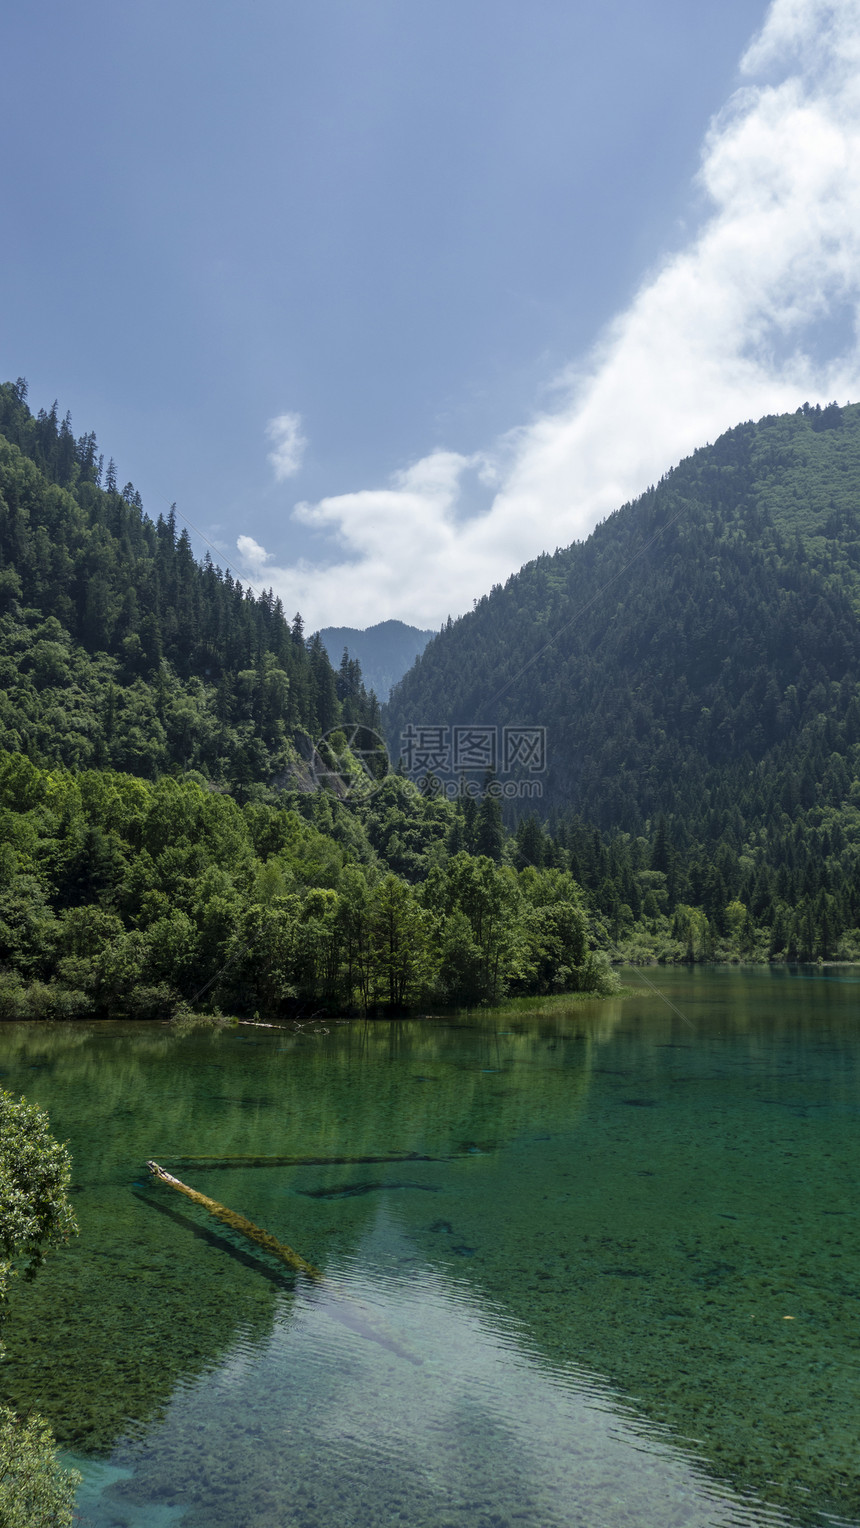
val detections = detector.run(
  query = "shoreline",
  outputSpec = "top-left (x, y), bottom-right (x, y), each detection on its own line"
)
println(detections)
top-left (3, 962), bottom-right (857, 1028)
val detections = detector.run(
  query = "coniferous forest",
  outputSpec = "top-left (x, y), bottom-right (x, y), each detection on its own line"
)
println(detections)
top-left (386, 401), bottom-right (860, 965)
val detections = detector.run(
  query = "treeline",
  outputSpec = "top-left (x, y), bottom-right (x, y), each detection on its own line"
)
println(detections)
top-left (0, 753), bottom-right (613, 1019)
top-left (518, 801), bottom-right (860, 964)
top-left (0, 380), bottom-right (376, 785)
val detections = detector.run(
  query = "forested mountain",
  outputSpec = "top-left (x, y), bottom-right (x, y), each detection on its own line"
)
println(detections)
top-left (4, 379), bottom-right (859, 995)
top-left (386, 402), bottom-right (860, 961)
top-left (0, 379), bottom-right (380, 786)
top-left (317, 619), bottom-right (435, 701)
top-left (0, 382), bottom-right (610, 1016)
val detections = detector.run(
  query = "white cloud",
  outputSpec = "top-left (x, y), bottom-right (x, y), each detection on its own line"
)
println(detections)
top-left (249, 0), bottom-right (860, 629)
top-left (236, 534), bottom-right (272, 569)
top-left (265, 412), bottom-right (306, 480)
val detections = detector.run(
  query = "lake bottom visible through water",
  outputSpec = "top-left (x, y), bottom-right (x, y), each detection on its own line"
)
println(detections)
top-left (0, 966), bottom-right (856, 1528)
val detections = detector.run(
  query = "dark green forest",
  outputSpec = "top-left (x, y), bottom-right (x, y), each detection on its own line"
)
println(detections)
top-left (0, 381), bottom-right (610, 1017)
top-left (386, 402), bottom-right (860, 964)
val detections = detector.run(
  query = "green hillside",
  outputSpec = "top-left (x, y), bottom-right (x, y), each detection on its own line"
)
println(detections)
top-left (386, 403), bottom-right (860, 960)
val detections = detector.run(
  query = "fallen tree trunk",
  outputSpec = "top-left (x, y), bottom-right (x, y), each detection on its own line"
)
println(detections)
top-left (146, 1162), bottom-right (424, 1365)
top-left (146, 1161), bottom-right (322, 1280)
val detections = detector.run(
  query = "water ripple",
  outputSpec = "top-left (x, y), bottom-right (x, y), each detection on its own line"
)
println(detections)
top-left (77, 1258), bottom-right (852, 1528)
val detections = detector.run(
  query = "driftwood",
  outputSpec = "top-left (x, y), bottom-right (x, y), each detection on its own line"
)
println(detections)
top-left (146, 1161), bottom-right (322, 1280)
top-left (233, 1019), bottom-right (293, 1030)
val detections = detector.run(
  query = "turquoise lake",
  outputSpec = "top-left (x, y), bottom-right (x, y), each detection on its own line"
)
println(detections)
top-left (0, 966), bottom-right (858, 1527)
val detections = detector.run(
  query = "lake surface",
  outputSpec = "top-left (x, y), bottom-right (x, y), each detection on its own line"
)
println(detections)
top-left (0, 967), bottom-right (858, 1528)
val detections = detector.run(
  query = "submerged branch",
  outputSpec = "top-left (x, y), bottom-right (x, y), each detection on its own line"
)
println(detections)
top-left (146, 1161), bottom-right (323, 1280)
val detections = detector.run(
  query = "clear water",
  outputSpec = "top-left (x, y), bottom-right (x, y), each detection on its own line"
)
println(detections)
top-left (0, 967), bottom-right (858, 1528)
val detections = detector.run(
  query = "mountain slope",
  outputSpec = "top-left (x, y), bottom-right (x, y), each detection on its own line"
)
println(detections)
top-left (0, 381), bottom-right (377, 785)
top-left (386, 402), bottom-right (860, 843)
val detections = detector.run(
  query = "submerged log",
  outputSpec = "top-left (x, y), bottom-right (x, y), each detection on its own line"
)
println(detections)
top-left (145, 1162), bottom-right (422, 1365)
top-left (167, 1152), bottom-right (438, 1169)
top-left (146, 1161), bottom-right (322, 1280)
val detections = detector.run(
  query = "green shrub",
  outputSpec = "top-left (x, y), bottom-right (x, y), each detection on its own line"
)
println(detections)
top-left (0, 1407), bottom-right (79, 1527)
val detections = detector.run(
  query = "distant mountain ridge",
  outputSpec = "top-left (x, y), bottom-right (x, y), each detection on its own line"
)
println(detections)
top-left (317, 619), bottom-right (435, 701)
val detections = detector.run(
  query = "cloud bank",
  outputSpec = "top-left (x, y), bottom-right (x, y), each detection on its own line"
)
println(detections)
top-left (244, 0), bottom-right (860, 629)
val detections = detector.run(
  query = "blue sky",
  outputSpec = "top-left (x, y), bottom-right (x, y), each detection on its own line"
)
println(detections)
top-left (3, 0), bottom-right (859, 628)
